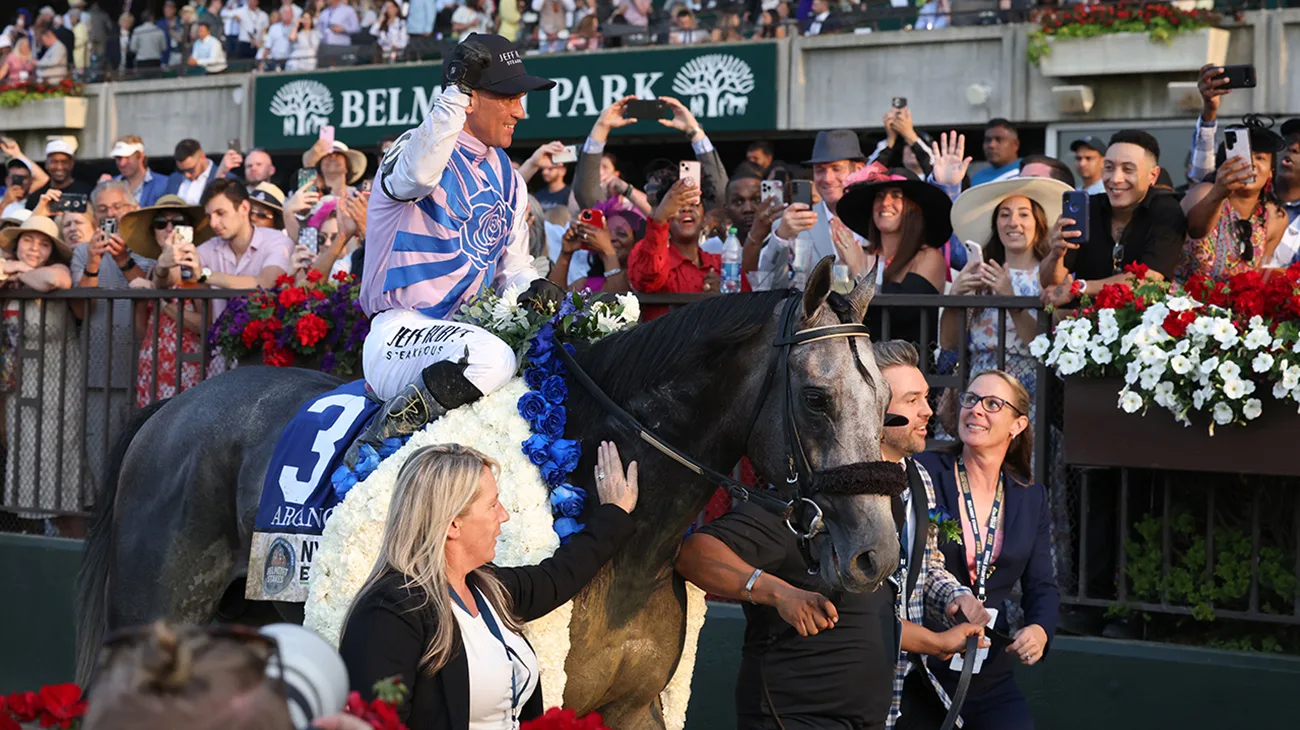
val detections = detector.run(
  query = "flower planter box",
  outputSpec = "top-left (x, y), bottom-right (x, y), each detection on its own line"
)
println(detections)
top-left (1038, 27), bottom-right (1228, 77)
top-left (1063, 377), bottom-right (1300, 477)
top-left (0, 97), bottom-right (88, 132)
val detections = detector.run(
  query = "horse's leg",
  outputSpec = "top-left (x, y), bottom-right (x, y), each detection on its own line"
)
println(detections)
top-left (563, 569), bottom-right (684, 730)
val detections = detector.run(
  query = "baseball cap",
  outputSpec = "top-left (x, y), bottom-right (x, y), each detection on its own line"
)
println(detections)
top-left (1070, 136), bottom-right (1106, 154)
top-left (110, 140), bottom-right (145, 158)
top-left (1281, 118), bottom-right (1300, 141)
top-left (444, 33), bottom-right (556, 97)
top-left (45, 136), bottom-right (78, 157)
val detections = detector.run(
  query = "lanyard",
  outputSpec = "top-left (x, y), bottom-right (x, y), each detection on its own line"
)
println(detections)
top-left (956, 459), bottom-right (1003, 603)
top-left (449, 584), bottom-right (526, 722)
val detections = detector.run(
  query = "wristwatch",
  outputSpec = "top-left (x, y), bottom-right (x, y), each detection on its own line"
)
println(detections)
top-left (197, 267), bottom-right (212, 284)
top-left (120, 258), bottom-right (136, 271)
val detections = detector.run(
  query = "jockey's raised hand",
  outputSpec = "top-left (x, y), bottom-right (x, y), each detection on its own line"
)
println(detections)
top-left (594, 441), bottom-right (638, 514)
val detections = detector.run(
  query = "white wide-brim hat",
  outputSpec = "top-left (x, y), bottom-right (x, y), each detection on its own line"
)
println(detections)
top-left (950, 177), bottom-right (1074, 247)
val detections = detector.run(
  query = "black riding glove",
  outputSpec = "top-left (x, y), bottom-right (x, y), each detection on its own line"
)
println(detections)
top-left (442, 39), bottom-right (493, 95)
top-left (518, 278), bottom-right (566, 314)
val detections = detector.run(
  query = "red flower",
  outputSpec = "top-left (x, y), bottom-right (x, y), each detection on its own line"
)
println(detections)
top-left (521, 708), bottom-right (611, 730)
top-left (295, 312), bottom-right (329, 347)
top-left (278, 286), bottom-right (309, 309)
top-left (0, 712), bottom-right (19, 730)
top-left (1233, 290), bottom-right (1265, 320)
top-left (275, 274), bottom-right (295, 287)
top-left (306, 268), bottom-right (325, 283)
top-left (6, 691), bottom-right (38, 722)
top-left (310, 288), bottom-right (327, 300)
top-left (36, 684), bottom-right (86, 729)
top-left (241, 319), bottom-right (265, 348)
top-left (1094, 283), bottom-right (1135, 310)
top-left (262, 343), bottom-right (295, 367)
top-left (1123, 262), bottom-right (1149, 279)
top-left (1162, 310), bottom-right (1196, 338)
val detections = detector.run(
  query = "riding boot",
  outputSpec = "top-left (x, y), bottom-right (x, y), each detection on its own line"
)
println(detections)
top-left (343, 360), bottom-right (485, 469)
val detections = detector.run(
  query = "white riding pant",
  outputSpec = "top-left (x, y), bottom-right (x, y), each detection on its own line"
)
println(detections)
top-left (362, 309), bottom-right (517, 401)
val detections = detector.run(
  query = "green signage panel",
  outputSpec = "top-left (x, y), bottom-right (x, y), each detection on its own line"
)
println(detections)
top-left (252, 42), bottom-right (777, 151)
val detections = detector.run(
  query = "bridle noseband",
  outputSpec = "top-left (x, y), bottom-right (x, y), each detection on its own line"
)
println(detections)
top-left (555, 294), bottom-right (874, 541)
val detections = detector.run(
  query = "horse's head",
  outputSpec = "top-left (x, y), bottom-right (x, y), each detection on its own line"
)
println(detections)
top-left (748, 258), bottom-right (901, 593)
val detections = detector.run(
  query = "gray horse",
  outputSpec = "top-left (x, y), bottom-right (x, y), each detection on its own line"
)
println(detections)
top-left (77, 259), bottom-right (901, 729)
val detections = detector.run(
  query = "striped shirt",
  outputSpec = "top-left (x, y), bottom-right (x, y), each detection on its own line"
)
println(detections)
top-left (361, 87), bottom-right (538, 319)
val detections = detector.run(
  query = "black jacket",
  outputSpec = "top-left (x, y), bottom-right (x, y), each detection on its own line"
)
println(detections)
top-left (339, 504), bottom-right (635, 730)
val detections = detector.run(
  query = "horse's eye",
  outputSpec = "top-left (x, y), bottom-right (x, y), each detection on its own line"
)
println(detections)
top-left (803, 388), bottom-right (829, 412)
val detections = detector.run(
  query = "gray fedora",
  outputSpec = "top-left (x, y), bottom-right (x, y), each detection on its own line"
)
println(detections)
top-left (804, 129), bottom-right (866, 165)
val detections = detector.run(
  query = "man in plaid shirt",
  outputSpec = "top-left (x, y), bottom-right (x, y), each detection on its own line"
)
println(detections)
top-left (873, 341), bottom-right (991, 730)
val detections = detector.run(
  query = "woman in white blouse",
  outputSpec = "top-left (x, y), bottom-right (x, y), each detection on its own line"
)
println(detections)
top-left (286, 12), bottom-right (321, 71)
top-left (369, 0), bottom-right (408, 59)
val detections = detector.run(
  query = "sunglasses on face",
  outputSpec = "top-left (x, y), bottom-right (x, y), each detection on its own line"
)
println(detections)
top-left (250, 207), bottom-right (276, 220)
top-left (957, 391), bottom-right (1023, 416)
top-left (152, 216), bottom-right (188, 230)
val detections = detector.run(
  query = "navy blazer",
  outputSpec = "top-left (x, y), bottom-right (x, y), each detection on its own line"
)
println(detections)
top-left (161, 163), bottom-right (238, 198)
top-left (116, 169), bottom-right (170, 208)
top-left (913, 450), bottom-right (1059, 691)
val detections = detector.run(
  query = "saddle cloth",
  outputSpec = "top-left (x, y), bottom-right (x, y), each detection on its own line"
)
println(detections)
top-left (247, 380), bottom-right (381, 602)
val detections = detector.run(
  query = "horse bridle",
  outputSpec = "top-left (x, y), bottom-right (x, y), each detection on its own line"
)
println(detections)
top-left (555, 293), bottom-right (873, 540)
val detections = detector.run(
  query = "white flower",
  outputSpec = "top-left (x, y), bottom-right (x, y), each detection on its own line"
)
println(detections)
top-left (1139, 370), bottom-right (1161, 391)
top-left (1066, 327), bottom-right (1092, 353)
top-left (1125, 360), bottom-right (1143, 384)
top-left (595, 312), bottom-right (622, 334)
top-left (1089, 346), bottom-right (1113, 365)
top-left (1057, 351), bottom-right (1085, 375)
top-left (1193, 389), bottom-right (1207, 410)
top-left (1199, 356), bottom-right (1220, 376)
top-left (1244, 327), bottom-right (1272, 351)
top-left (1252, 353), bottom-right (1275, 373)
top-left (1119, 389), bottom-right (1143, 413)
top-left (1274, 381), bottom-right (1290, 400)
top-left (1166, 296), bottom-right (1198, 312)
top-left (1243, 398), bottom-right (1263, 420)
top-left (1284, 365), bottom-right (1300, 390)
top-left (1210, 319), bottom-right (1240, 348)
top-left (1213, 401), bottom-right (1234, 425)
top-left (1222, 378), bottom-right (1246, 400)
top-left (1218, 360), bottom-right (1242, 381)
top-left (1030, 334), bottom-right (1051, 359)
top-left (1170, 354), bottom-right (1193, 375)
top-left (1097, 310), bottom-right (1121, 344)
top-left (500, 283), bottom-right (524, 309)
top-left (616, 292), bottom-right (641, 324)
top-left (1173, 339), bottom-right (1192, 355)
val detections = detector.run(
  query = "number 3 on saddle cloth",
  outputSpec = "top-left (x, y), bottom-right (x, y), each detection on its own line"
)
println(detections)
top-left (247, 380), bottom-right (381, 603)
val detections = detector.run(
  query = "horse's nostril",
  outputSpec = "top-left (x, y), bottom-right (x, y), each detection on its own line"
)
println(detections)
top-left (853, 549), bottom-right (877, 578)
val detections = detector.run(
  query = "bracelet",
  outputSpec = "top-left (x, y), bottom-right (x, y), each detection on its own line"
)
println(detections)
top-left (121, 258), bottom-right (136, 271)
top-left (84, 268), bottom-right (99, 277)
top-left (1070, 279), bottom-right (1087, 297)
top-left (604, 267), bottom-right (623, 277)
top-left (685, 126), bottom-right (701, 139)
top-left (744, 568), bottom-right (764, 604)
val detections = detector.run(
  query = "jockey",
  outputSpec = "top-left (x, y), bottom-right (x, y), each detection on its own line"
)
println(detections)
top-left (350, 33), bottom-right (560, 464)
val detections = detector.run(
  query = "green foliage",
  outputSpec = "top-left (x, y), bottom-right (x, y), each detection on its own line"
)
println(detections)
top-left (1027, 3), bottom-right (1221, 66)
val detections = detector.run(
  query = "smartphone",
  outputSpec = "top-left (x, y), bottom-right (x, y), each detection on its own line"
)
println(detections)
top-left (551, 144), bottom-right (578, 165)
top-left (679, 160), bottom-right (701, 189)
top-left (319, 125), bottom-right (335, 145)
top-left (297, 168), bottom-right (318, 192)
top-left (1224, 126), bottom-right (1255, 184)
top-left (299, 226), bottom-right (319, 255)
top-left (578, 208), bottom-right (606, 229)
top-left (173, 225), bottom-right (194, 247)
top-left (358, 179), bottom-right (373, 193)
top-left (791, 180), bottom-right (813, 207)
top-left (962, 240), bottom-right (984, 266)
top-left (57, 192), bottom-right (88, 214)
top-left (892, 96), bottom-right (907, 109)
top-left (228, 138), bottom-right (241, 152)
top-left (1061, 190), bottom-right (1090, 248)
top-left (624, 98), bottom-right (668, 120)
top-left (99, 217), bottom-right (119, 236)
top-left (761, 179), bottom-right (785, 205)
top-left (1216, 64), bottom-right (1257, 90)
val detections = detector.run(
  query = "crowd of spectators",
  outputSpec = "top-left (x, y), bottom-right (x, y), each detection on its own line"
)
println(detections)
top-left (0, 0), bottom-right (1032, 81)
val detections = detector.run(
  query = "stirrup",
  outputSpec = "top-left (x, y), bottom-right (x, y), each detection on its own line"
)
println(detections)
top-left (343, 380), bottom-right (448, 469)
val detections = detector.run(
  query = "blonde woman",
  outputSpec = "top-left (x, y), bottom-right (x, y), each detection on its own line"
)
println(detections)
top-left (340, 442), bottom-right (638, 730)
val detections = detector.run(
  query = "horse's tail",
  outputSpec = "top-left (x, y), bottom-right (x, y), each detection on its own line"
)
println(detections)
top-left (75, 398), bottom-right (171, 683)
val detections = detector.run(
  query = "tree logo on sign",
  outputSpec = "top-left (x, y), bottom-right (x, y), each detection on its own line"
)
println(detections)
top-left (270, 80), bottom-right (335, 137)
top-left (671, 54), bottom-right (755, 119)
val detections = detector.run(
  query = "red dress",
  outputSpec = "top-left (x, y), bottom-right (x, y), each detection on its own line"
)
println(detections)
top-left (136, 301), bottom-right (213, 407)
top-left (627, 219), bottom-right (750, 320)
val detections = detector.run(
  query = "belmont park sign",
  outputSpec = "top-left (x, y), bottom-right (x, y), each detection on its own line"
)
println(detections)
top-left (252, 42), bottom-right (776, 150)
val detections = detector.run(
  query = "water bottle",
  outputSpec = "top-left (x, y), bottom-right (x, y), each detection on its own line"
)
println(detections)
top-left (791, 228), bottom-right (814, 289)
top-left (721, 226), bottom-right (742, 294)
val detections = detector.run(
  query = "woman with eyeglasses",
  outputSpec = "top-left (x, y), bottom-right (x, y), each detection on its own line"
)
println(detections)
top-left (120, 195), bottom-right (216, 407)
top-left (912, 371), bottom-right (1058, 730)
top-left (340, 442), bottom-right (638, 730)
top-left (1178, 123), bottom-right (1289, 280)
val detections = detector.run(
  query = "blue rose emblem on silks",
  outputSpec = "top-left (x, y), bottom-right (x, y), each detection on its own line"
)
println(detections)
top-left (461, 198), bottom-right (511, 269)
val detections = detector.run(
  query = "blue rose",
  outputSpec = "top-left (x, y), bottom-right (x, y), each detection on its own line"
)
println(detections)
top-left (540, 459), bottom-right (565, 487)
top-left (356, 444), bottom-right (380, 480)
top-left (549, 484), bottom-right (586, 518)
top-left (528, 325), bottom-right (556, 357)
top-left (379, 436), bottom-right (405, 459)
top-left (554, 517), bottom-right (585, 543)
top-left (538, 405), bottom-right (566, 440)
top-left (333, 470), bottom-right (359, 499)
top-left (540, 375), bottom-right (568, 405)
top-left (522, 434), bottom-right (552, 466)
top-left (928, 505), bottom-right (954, 524)
top-left (547, 438), bottom-right (581, 473)
top-left (524, 366), bottom-right (548, 391)
top-left (518, 391), bottom-right (549, 423)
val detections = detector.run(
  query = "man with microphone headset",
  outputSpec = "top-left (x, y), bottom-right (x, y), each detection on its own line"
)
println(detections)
top-left (349, 33), bottom-right (562, 464)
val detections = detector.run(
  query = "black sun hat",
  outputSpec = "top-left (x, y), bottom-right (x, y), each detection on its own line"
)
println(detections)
top-left (444, 33), bottom-right (556, 97)
top-left (836, 166), bottom-right (954, 248)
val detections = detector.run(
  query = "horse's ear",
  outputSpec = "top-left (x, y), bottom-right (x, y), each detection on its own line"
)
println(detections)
top-left (802, 256), bottom-right (835, 320)
top-left (847, 258), bottom-right (878, 324)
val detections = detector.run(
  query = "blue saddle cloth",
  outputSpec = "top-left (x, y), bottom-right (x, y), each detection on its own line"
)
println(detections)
top-left (254, 380), bottom-right (381, 534)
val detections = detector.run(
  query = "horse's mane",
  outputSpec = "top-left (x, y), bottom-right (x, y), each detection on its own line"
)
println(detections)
top-left (575, 289), bottom-right (795, 406)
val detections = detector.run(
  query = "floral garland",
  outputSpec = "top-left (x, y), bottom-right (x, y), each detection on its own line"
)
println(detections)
top-left (209, 270), bottom-right (369, 375)
top-left (3, 684), bottom-right (86, 729)
top-left (1031, 264), bottom-right (1300, 433)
